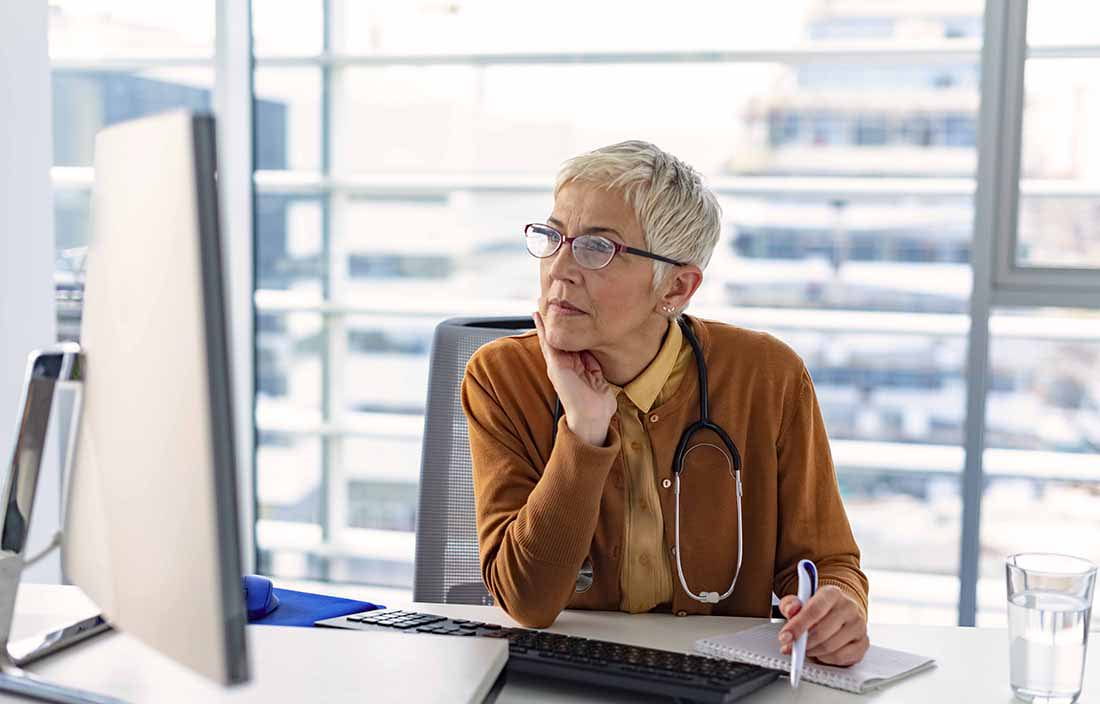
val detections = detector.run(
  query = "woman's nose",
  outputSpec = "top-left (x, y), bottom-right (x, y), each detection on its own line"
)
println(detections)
top-left (546, 239), bottom-right (581, 282)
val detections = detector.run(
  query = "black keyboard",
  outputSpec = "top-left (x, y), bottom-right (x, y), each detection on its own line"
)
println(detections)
top-left (316, 609), bottom-right (780, 703)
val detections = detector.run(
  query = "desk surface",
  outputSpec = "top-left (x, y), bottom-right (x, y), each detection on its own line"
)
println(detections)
top-left (6, 585), bottom-right (506, 704)
top-left (9, 584), bottom-right (1099, 703)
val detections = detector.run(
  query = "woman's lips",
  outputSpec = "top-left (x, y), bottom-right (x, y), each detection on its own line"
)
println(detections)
top-left (548, 301), bottom-right (587, 315)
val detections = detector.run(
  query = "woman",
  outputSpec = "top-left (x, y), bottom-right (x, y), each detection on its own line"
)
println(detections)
top-left (461, 141), bottom-right (870, 666)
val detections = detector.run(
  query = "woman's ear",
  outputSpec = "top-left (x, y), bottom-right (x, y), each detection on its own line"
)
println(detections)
top-left (661, 265), bottom-right (703, 311)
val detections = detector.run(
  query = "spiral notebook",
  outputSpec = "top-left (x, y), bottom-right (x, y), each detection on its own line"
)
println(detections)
top-left (695, 623), bottom-right (935, 694)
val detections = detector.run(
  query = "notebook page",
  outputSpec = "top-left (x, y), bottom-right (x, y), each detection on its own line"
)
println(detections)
top-left (695, 622), bottom-right (936, 694)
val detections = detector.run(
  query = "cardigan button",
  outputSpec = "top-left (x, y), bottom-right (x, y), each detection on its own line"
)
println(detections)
top-left (649, 413), bottom-right (659, 423)
top-left (676, 610), bottom-right (688, 617)
top-left (661, 478), bottom-right (672, 489)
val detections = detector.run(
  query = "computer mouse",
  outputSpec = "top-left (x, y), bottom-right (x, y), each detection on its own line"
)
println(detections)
top-left (242, 575), bottom-right (280, 620)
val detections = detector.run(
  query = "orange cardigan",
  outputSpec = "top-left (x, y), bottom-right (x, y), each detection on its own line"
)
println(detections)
top-left (461, 315), bottom-right (869, 628)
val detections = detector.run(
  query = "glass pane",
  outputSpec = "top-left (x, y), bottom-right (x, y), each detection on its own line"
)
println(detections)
top-left (54, 190), bottom-right (91, 343)
top-left (1017, 196), bottom-right (1100, 269)
top-left (840, 467), bottom-right (962, 623)
top-left (778, 331), bottom-right (968, 444)
top-left (54, 189), bottom-right (91, 251)
top-left (986, 309), bottom-right (1100, 453)
top-left (1026, 1), bottom-right (1100, 48)
top-left (333, 62), bottom-right (978, 177)
top-left (343, 436), bottom-right (421, 532)
top-left (255, 312), bottom-right (325, 427)
top-left (1017, 58), bottom-right (1100, 269)
top-left (254, 67), bottom-right (322, 172)
top-left (48, 1), bottom-right (214, 59)
top-left (255, 431), bottom-right (325, 580)
top-left (336, 190), bottom-right (541, 297)
top-left (976, 481), bottom-right (1100, 628)
top-left (256, 194), bottom-right (326, 293)
top-left (251, 0), bottom-right (323, 56)
top-left (721, 195), bottom-right (972, 312)
top-left (978, 308), bottom-right (1100, 625)
top-left (256, 431), bottom-right (323, 523)
top-left (342, 314), bottom-right (435, 416)
top-left (332, 0), bottom-right (979, 54)
top-left (51, 68), bottom-right (214, 167)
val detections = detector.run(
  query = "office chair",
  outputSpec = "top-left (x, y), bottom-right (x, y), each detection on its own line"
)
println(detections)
top-left (413, 316), bottom-right (534, 605)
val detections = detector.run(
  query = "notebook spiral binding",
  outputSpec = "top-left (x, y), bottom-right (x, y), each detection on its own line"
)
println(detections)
top-left (696, 641), bottom-right (857, 691)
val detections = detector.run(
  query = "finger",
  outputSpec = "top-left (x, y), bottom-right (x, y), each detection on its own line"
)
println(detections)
top-left (532, 311), bottom-right (549, 352)
top-left (805, 607), bottom-right (844, 651)
top-left (580, 351), bottom-right (606, 380)
top-left (813, 635), bottom-right (870, 668)
top-left (803, 610), bottom-right (847, 654)
top-left (532, 311), bottom-right (546, 349)
top-left (532, 311), bottom-right (567, 368)
top-left (779, 589), bottom-right (838, 644)
top-left (778, 596), bottom-right (802, 619)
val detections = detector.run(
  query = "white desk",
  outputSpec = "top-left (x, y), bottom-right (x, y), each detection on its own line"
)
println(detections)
top-left (4, 585), bottom-right (506, 704)
top-left (9, 584), bottom-right (1100, 703)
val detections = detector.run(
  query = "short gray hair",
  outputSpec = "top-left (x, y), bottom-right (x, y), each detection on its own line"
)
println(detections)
top-left (554, 140), bottom-right (722, 289)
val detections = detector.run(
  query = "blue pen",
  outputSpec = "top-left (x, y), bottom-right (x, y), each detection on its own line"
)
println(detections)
top-left (790, 559), bottom-right (818, 688)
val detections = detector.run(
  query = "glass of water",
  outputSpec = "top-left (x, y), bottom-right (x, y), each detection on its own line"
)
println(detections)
top-left (1007, 553), bottom-right (1096, 704)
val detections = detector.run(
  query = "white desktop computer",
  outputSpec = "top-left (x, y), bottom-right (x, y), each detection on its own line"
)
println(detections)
top-left (0, 110), bottom-right (249, 701)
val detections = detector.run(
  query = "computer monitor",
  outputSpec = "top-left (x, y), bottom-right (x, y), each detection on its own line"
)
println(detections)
top-left (60, 110), bottom-right (249, 685)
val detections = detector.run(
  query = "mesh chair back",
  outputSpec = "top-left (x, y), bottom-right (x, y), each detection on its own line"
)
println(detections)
top-left (413, 316), bottom-right (534, 605)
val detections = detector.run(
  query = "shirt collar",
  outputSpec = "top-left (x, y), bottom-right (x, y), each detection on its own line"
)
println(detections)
top-left (611, 319), bottom-right (683, 413)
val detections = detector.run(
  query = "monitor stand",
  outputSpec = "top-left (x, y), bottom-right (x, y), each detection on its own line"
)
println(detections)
top-left (0, 344), bottom-right (123, 704)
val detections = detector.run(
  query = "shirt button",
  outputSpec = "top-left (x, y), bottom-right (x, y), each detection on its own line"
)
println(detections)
top-left (649, 414), bottom-right (659, 423)
top-left (676, 610), bottom-right (688, 617)
top-left (639, 553), bottom-right (650, 567)
top-left (630, 441), bottom-right (642, 451)
top-left (662, 478), bottom-right (672, 489)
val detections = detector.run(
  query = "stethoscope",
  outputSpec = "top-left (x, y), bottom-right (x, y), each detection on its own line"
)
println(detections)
top-left (550, 315), bottom-right (744, 605)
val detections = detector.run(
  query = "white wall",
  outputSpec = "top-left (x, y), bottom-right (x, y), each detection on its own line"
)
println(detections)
top-left (0, 1), bottom-right (61, 583)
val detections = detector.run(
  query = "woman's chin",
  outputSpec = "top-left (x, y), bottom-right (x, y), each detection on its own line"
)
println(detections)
top-left (544, 321), bottom-right (590, 352)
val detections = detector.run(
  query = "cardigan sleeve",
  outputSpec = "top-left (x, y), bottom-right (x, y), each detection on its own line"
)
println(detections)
top-left (461, 350), bottom-right (621, 628)
top-left (772, 365), bottom-right (870, 621)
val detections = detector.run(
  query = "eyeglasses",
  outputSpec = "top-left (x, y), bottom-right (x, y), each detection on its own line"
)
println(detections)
top-left (524, 223), bottom-right (687, 271)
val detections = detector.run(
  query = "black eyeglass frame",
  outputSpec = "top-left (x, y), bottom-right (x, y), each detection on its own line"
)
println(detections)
top-left (524, 222), bottom-right (688, 270)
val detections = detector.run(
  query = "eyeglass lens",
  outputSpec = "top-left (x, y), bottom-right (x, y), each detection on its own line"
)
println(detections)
top-left (526, 225), bottom-right (616, 269)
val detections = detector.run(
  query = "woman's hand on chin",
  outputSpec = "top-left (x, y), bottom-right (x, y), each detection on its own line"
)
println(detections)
top-left (533, 311), bottom-right (617, 446)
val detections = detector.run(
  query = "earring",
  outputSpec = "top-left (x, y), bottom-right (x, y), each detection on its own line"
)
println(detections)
top-left (662, 305), bottom-right (675, 314)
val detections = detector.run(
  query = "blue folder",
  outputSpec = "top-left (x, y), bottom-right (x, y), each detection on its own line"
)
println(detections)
top-left (249, 587), bottom-right (384, 627)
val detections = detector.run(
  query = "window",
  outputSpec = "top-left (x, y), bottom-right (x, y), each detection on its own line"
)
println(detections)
top-left (976, 308), bottom-right (1100, 626)
top-left (55, 0), bottom-right (1100, 629)
top-left (1016, 58), bottom-right (1100, 269)
top-left (48, 2), bottom-right (216, 340)
top-left (251, 0), bottom-right (991, 625)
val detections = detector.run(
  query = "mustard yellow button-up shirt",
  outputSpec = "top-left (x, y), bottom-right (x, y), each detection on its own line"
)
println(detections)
top-left (608, 320), bottom-right (694, 614)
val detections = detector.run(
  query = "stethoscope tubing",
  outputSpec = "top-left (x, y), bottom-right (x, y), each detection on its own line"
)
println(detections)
top-left (548, 316), bottom-right (744, 605)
